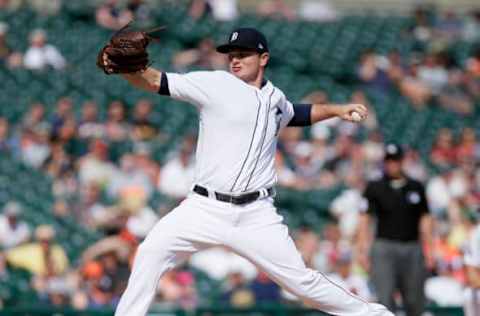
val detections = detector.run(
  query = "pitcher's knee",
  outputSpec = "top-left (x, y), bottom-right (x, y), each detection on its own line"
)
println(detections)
top-left (134, 237), bottom-right (174, 264)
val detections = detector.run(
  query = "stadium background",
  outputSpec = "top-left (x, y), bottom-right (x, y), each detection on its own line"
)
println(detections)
top-left (0, 0), bottom-right (479, 315)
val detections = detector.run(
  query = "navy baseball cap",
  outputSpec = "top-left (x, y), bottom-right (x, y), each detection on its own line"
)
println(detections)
top-left (384, 143), bottom-right (404, 161)
top-left (216, 28), bottom-right (269, 54)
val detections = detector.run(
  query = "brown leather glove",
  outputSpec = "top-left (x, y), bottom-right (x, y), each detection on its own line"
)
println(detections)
top-left (97, 24), bottom-right (165, 74)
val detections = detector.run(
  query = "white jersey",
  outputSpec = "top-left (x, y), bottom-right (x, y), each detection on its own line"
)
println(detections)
top-left (166, 70), bottom-right (295, 193)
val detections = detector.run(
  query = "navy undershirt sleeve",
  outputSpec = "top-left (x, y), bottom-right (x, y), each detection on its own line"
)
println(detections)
top-left (158, 72), bottom-right (170, 96)
top-left (287, 104), bottom-right (312, 126)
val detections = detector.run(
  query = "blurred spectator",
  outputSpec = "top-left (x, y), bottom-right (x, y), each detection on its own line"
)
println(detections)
top-left (220, 271), bottom-right (254, 307)
top-left (463, 10), bottom-right (480, 42)
top-left (105, 101), bottom-right (130, 142)
top-left (257, 0), bottom-right (296, 20)
top-left (411, 6), bottom-right (433, 44)
top-left (52, 199), bottom-right (70, 218)
top-left (96, 0), bottom-right (132, 30)
top-left (0, 22), bottom-right (11, 61)
top-left (438, 69), bottom-right (473, 115)
top-left (399, 59), bottom-right (432, 108)
top-left (294, 227), bottom-right (320, 269)
top-left (6, 225), bottom-right (69, 276)
top-left (430, 221), bottom-right (465, 283)
top-left (208, 0), bottom-right (238, 21)
top-left (157, 268), bottom-right (198, 309)
top-left (87, 274), bottom-right (120, 308)
top-left (173, 38), bottom-right (227, 71)
top-left (424, 261), bottom-right (464, 307)
top-left (465, 48), bottom-right (480, 99)
top-left (123, 196), bottom-right (158, 239)
top-left (292, 141), bottom-right (320, 185)
top-left (249, 271), bottom-right (281, 304)
top-left (362, 130), bottom-right (384, 171)
top-left (0, 22), bottom-right (22, 68)
top-left (75, 183), bottom-right (109, 228)
top-left (158, 136), bottom-right (195, 199)
top-left (191, 247), bottom-right (257, 282)
top-left (298, 0), bottom-right (337, 22)
top-left (274, 151), bottom-right (302, 189)
top-left (326, 250), bottom-right (372, 301)
top-left (20, 126), bottom-right (51, 168)
top-left (402, 149), bottom-right (428, 182)
top-left (330, 174), bottom-right (366, 240)
top-left (316, 222), bottom-right (349, 273)
top-left (358, 143), bottom-right (433, 316)
top-left (98, 251), bottom-right (130, 299)
top-left (455, 128), bottom-right (478, 161)
top-left (430, 128), bottom-right (456, 167)
top-left (108, 153), bottom-right (153, 199)
top-left (0, 202), bottom-right (31, 249)
top-left (78, 101), bottom-right (105, 140)
top-left (426, 166), bottom-right (466, 219)
top-left (21, 102), bottom-right (48, 132)
top-left (0, 117), bottom-right (13, 152)
top-left (52, 169), bottom-right (78, 200)
top-left (357, 49), bottom-right (393, 93)
top-left (188, 0), bottom-right (212, 20)
top-left (132, 144), bottom-right (160, 188)
top-left (23, 29), bottom-right (66, 70)
top-left (44, 143), bottom-right (73, 179)
top-left (131, 99), bottom-right (158, 142)
top-left (434, 11), bottom-right (463, 42)
top-left (50, 97), bottom-right (73, 138)
top-left (28, 0), bottom-right (62, 15)
top-left (126, 0), bottom-right (151, 25)
top-left (417, 53), bottom-right (449, 97)
top-left (52, 117), bottom-right (78, 155)
top-left (78, 139), bottom-right (116, 188)
top-left (189, 0), bottom-right (238, 21)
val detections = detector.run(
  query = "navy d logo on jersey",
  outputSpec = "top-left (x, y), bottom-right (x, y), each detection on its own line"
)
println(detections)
top-left (406, 191), bottom-right (420, 204)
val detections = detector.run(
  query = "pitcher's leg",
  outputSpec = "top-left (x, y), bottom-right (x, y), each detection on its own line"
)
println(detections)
top-left (229, 207), bottom-right (393, 316)
top-left (115, 195), bottom-right (226, 316)
top-left (114, 237), bottom-right (188, 316)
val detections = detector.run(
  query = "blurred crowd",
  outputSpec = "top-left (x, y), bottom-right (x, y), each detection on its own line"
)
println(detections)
top-left (0, 0), bottom-right (479, 313)
top-left (358, 7), bottom-right (480, 114)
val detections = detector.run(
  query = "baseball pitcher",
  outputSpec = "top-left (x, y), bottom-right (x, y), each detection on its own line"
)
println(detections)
top-left (97, 25), bottom-right (394, 316)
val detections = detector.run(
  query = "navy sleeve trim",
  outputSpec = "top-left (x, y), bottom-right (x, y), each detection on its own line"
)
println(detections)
top-left (287, 104), bottom-right (312, 126)
top-left (158, 72), bottom-right (170, 96)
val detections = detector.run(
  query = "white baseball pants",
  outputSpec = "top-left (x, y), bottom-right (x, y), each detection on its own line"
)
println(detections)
top-left (115, 193), bottom-right (393, 316)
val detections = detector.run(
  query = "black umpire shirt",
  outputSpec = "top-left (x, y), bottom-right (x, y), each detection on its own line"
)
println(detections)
top-left (363, 175), bottom-right (430, 242)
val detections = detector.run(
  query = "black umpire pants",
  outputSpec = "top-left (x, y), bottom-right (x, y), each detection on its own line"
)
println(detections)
top-left (371, 239), bottom-right (426, 316)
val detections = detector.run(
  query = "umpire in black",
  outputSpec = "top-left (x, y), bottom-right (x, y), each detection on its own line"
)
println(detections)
top-left (357, 143), bottom-right (433, 316)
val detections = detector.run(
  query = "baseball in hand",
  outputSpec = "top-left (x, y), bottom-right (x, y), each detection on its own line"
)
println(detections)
top-left (350, 111), bottom-right (362, 122)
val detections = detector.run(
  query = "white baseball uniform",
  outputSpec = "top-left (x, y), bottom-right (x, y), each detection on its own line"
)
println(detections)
top-left (114, 70), bottom-right (393, 316)
top-left (464, 224), bottom-right (480, 316)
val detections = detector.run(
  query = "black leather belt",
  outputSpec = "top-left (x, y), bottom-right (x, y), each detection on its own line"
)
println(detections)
top-left (193, 185), bottom-right (274, 205)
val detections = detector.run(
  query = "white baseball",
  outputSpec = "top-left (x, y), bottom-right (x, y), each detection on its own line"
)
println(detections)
top-left (351, 111), bottom-right (362, 122)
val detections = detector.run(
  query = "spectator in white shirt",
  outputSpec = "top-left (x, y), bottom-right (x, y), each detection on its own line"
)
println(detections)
top-left (23, 29), bottom-right (66, 70)
top-left (157, 137), bottom-right (195, 199)
top-left (0, 202), bottom-right (31, 249)
top-left (326, 250), bottom-right (372, 301)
